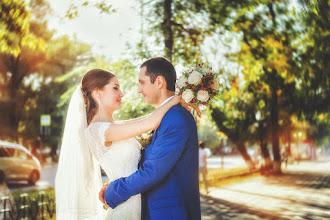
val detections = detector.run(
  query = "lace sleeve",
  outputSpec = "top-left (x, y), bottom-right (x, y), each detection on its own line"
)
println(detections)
top-left (86, 122), bottom-right (111, 161)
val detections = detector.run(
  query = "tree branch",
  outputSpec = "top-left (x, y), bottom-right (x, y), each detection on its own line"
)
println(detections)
top-left (170, 21), bottom-right (201, 36)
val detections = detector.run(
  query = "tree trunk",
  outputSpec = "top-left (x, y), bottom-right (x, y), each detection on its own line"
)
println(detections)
top-left (287, 125), bottom-right (292, 156)
top-left (258, 121), bottom-right (272, 169)
top-left (267, 3), bottom-right (281, 174)
top-left (8, 55), bottom-right (21, 141)
top-left (260, 140), bottom-right (272, 169)
top-left (236, 142), bottom-right (254, 168)
top-left (163, 0), bottom-right (173, 60)
top-left (271, 83), bottom-right (281, 174)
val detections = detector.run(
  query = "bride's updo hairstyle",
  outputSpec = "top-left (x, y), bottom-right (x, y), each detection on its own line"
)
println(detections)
top-left (81, 69), bottom-right (116, 125)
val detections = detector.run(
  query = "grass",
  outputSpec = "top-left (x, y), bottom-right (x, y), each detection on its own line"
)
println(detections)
top-left (12, 187), bottom-right (55, 201)
top-left (200, 167), bottom-right (260, 189)
top-left (12, 187), bottom-right (56, 220)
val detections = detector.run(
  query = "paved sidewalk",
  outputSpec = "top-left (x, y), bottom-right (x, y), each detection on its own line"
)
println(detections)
top-left (201, 158), bottom-right (330, 220)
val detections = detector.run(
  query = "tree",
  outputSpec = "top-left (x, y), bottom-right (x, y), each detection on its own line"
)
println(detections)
top-left (205, 0), bottom-right (301, 173)
top-left (295, 0), bottom-right (330, 145)
top-left (0, 0), bottom-right (92, 141)
top-left (197, 110), bottom-right (221, 149)
top-left (137, 0), bottom-right (211, 64)
top-left (17, 35), bottom-right (92, 149)
top-left (0, 0), bottom-right (49, 140)
top-left (65, 0), bottom-right (116, 20)
top-left (0, 0), bottom-right (41, 56)
top-left (210, 75), bottom-right (256, 168)
top-left (247, 82), bottom-right (273, 169)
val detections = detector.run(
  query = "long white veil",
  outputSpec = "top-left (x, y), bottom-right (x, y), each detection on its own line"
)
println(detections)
top-left (55, 85), bottom-right (105, 219)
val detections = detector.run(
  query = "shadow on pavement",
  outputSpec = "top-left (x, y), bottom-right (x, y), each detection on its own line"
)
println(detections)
top-left (263, 172), bottom-right (330, 190)
top-left (201, 195), bottom-right (284, 220)
top-left (201, 161), bottom-right (330, 220)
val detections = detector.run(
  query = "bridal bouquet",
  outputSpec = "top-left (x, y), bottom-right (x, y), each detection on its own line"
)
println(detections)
top-left (176, 63), bottom-right (220, 109)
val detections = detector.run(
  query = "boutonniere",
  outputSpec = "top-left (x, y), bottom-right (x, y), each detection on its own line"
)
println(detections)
top-left (137, 131), bottom-right (154, 150)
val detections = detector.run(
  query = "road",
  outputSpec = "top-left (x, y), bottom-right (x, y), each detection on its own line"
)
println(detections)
top-left (8, 163), bottom-right (57, 191)
top-left (9, 155), bottom-right (247, 191)
top-left (9, 156), bottom-right (330, 219)
top-left (201, 158), bottom-right (330, 219)
top-left (207, 155), bottom-right (247, 169)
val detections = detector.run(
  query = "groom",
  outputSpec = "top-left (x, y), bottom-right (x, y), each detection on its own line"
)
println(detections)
top-left (100, 57), bottom-right (201, 220)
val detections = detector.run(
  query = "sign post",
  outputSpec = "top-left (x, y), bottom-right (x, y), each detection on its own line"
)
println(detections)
top-left (40, 115), bottom-right (51, 136)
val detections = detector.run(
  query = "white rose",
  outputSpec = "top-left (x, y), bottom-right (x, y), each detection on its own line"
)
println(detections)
top-left (211, 78), bottom-right (220, 91)
top-left (200, 67), bottom-right (210, 75)
top-left (142, 133), bottom-right (148, 139)
top-left (182, 89), bottom-right (194, 103)
top-left (188, 70), bottom-right (203, 85)
top-left (197, 90), bottom-right (210, 102)
top-left (177, 76), bottom-right (188, 88)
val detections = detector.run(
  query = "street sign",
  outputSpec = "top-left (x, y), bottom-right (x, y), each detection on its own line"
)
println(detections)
top-left (40, 115), bottom-right (51, 126)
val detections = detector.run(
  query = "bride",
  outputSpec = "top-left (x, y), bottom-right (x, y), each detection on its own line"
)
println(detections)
top-left (55, 69), bottom-right (182, 219)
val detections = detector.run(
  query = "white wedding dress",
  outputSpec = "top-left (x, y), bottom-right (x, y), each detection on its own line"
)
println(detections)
top-left (85, 122), bottom-right (142, 220)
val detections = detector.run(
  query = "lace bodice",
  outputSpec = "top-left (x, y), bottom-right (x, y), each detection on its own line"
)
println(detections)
top-left (85, 122), bottom-right (142, 220)
top-left (85, 122), bottom-right (141, 181)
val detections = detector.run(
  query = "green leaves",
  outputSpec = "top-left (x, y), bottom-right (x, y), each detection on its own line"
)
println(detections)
top-left (137, 0), bottom-right (211, 64)
top-left (65, 1), bottom-right (116, 20)
top-left (312, 5), bottom-right (318, 15)
top-left (0, 0), bottom-right (44, 56)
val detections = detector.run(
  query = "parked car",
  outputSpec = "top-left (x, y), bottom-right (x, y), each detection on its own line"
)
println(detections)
top-left (0, 141), bottom-right (41, 185)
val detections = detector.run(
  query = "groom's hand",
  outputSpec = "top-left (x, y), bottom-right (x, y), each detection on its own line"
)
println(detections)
top-left (99, 183), bottom-right (109, 204)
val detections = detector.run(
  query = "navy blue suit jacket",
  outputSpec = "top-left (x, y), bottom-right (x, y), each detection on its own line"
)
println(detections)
top-left (104, 105), bottom-right (201, 220)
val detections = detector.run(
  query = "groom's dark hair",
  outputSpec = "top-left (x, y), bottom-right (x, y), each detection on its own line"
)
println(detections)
top-left (140, 57), bottom-right (176, 91)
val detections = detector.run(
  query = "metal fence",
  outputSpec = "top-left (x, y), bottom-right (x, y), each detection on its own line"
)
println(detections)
top-left (1, 191), bottom-right (55, 220)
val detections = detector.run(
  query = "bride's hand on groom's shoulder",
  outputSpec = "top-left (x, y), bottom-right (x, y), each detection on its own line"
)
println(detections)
top-left (172, 95), bottom-right (181, 105)
top-left (99, 182), bottom-right (109, 205)
top-left (179, 98), bottom-right (202, 118)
